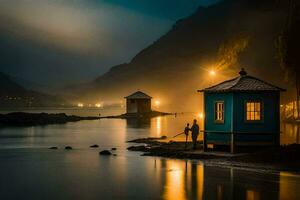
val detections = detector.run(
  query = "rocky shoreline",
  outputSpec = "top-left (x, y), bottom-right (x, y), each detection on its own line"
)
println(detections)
top-left (127, 137), bottom-right (300, 172)
top-left (0, 112), bottom-right (100, 127)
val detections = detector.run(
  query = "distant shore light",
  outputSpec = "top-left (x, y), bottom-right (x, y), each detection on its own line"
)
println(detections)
top-left (95, 103), bottom-right (103, 108)
top-left (77, 103), bottom-right (84, 107)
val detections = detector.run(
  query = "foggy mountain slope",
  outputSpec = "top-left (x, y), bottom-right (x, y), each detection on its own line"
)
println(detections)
top-left (0, 71), bottom-right (65, 107)
top-left (72, 0), bottom-right (290, 111)
top-left (0, 72), bottom-right (27, 95)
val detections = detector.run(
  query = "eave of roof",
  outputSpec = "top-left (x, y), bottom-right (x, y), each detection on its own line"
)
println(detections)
top-left (125, 91), bottom-right (152, 99)
top-left (198, 70), bottom-right (286, 93)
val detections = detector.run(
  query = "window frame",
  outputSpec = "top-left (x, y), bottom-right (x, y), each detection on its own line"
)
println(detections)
top-left (244, 100), bottom-right (264, 123)
top-left (214, 101), bottom-right (225, 124)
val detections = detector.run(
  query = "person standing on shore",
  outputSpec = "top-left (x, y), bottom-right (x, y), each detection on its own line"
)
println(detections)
top-left (184, 123), bottom-right (190, 149)
top-left (190, 119), bottom-right (199, 150)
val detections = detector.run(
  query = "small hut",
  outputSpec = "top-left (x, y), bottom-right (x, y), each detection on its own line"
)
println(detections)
top-left (125, 91), bottom-right (152, 114)
top-left (198, 69), bottom-right (286, 153)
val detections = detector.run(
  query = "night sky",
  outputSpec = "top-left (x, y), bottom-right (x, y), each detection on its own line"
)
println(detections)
top-left (0, 0), bottom-right (219, 88)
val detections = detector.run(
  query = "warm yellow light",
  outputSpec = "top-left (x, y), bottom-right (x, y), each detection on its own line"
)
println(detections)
top-left (119, 100), bottom-right (124, 108)
top-left (95, 103), bottom-right (103, 108)
top-left (155, 100), bottom-right (161, 107)
top-left (210, 70), bottom-right (216, 76)
top-left (198, 113), bottom-right (204, 119)
top-left (77, 103), bottom-right (84, 107)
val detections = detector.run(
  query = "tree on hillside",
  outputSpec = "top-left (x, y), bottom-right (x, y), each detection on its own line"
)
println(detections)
top-left (277, 0), bottom-right (300, 119)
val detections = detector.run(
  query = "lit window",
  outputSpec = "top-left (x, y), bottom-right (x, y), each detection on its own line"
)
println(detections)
top-left (246, 101), bottom-right (262, 121)
top-left (215, 101), bottom-right (224, 123)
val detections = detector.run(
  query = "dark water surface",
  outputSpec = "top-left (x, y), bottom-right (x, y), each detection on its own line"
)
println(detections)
top-left (0, 108), bottom-right (299, 200)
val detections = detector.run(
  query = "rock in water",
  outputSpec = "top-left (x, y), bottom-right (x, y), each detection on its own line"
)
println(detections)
top-left (65, 146), bottom-right (73, 150)
top-left (111, 148), bottom-right (117, 151)
top-left (160, 136), bottom-right (167, 139)
top-left (127, 145), bottom-right (147, 151)
top-left (90, 144), bottom-right (99, 148)
top-left (99, 150), bottom-right (112, 155)
top-left (49, 147), bottom-right (58, 150)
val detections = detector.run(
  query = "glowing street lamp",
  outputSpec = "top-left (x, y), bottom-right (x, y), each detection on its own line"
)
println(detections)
top-left (209, 69), bottom-right (217, 86)
top-left (209, 70), bottom-right (216, 76)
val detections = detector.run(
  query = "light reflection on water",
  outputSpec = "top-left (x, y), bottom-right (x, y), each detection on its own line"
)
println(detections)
top-left (1, 150), bottom-right (299, 200)
top-left (281, 123), bottom-right (300, 145)
top-left (0, 108), bottom-right (299, 199)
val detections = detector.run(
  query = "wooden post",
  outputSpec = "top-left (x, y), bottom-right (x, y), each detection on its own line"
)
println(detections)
top-left (230, 132), bottom-right (235, 154)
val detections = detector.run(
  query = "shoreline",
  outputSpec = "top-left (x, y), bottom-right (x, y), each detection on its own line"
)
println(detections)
top-left (100, 111), bottom-right (173, 119)
top-left (127, 137), bottom-right (300, 173)
top-left (0, 112), bottom-right (100, 127)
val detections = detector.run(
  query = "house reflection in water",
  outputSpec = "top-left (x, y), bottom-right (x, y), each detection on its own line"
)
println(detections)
top-left (125, 117), bottom-right (151, 128)
top-left (154, 159), bottom-right (288, 200)
top-left (203, 166), bottom-right (280, 200)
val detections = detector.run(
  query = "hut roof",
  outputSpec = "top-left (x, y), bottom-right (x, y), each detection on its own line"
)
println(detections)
top-left (198, 69), bottom-right (286, 93)
top-left (125, 91), bottom-right (152, 99)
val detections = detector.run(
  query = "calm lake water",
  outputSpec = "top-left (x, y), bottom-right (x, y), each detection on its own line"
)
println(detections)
top-left (0, 108), bottom-right (300, 200)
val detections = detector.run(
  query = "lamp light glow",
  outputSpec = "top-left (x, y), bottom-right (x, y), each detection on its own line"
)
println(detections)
top-left (198, 113), bottom-right (204, 119)
top-left (155, 100), bottom-right (160, 107)
top-left (210, 70), bottom-right (216, 76)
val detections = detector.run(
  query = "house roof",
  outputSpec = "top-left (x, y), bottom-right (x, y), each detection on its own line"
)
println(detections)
top-left (198, 69), bottom-right (286, 93)
top-left (125, 91), bottom-right (152, 99)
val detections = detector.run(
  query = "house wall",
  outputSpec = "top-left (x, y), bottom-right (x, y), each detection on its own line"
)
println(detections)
top-left (233, 92), bottom-right (280, 144)
top-left (204, 91), bottom-right (280, 145)
top-left (126, 99), bottom-right (138, 113)
top-left (204, 93), bottom-right (234, 143)
top-left (126, 99), bottom-right (151, 113)
top-left (137, 99), bottom-right (151, 113)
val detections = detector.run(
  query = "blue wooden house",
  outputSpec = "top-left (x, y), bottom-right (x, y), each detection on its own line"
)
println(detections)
top-left (198, 69), bottom-right (285, 153)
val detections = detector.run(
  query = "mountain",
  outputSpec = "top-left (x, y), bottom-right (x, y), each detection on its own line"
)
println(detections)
top-left (69, 0), bottom-right (291, 111)
top-left (0, 72), bottom-right (27, 95)
top-left (11, 76), bottom-right (51, 94)
top-left (0, 72), bottom-right (65, 108)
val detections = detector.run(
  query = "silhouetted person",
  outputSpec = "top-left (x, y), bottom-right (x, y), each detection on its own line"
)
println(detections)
top-left (184, 123), bottom-right (190, 149)
top-left (190, 119), bottom-right (199, 150)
